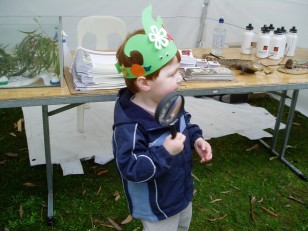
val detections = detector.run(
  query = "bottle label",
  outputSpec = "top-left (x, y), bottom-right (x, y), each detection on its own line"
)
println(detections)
top-left (269, 46), bottom-right (280, 59)
top-left (213, 35), bottom-right (225, 48)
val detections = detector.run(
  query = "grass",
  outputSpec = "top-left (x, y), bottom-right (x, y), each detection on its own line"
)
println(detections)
top-left (0, 94), bottom-right (307, 230)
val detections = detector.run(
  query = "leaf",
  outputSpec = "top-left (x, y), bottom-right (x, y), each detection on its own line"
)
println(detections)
top-left (262, 178), bottom-right (268, 186)
top-left (40, 205), bottom-right (45, 222)
top-left (9, 132), bottom-right (16, 137)
top-left (208, 214), bottom-right (227, 222)
top-left (192, 173), bottom-right (200, 182)
top-left (14, 118), bottom-right (24, 132)
top-left (107, 217), bottom-right (122, 230)
top-left (19, 29), bottom-right (37, 35)
top-left (96, 186), bottom-right (101, 196)
top-left (5, 152), bottom-right (18, 157)
top-left (90, 215), bottom-right (94, 229)
top-left (133, 228), bottom-right (142, 231)
top-left (115, 194), bottom-right (120, 201)
top-left (287, 194), bottom-right (304, 204)
top-left (97, 168), bottom-right (108, 176)
top-left (23, 182), bottom-right (38, 187)
top-left (0, 160), bottom-right (7, 165)
top-left (113, 191), bottom-right (120, 201)
top-left (250, 195), bottom-right (256, 220)
top-left (220, 191), bottom-right (230, 194)
top-left (211, 208), bottom-right (220, 214)
top-left (100, 224), bottom-right (114, 228)
top-left (19, 204), bottom-right (24, 218)
top-left (113, 191), bottom-right (120, 197)
top-left (193, 189), bottom-right (198, 196)
top-left (209, 199), bottom-right (222, 203)
top-left (93, 218), bottom-right (103, 225)
top-left (121, 214), bottom-right (132, 225)
top-left (269, 156), bottom-right (278, 161)
top-left (246, 144), bottom-right (258, 152)
top-left (230, 184), bottom-right (240, 190)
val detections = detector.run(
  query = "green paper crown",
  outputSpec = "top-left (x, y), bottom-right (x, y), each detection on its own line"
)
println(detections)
top-left (115, 5), bottom-right (178, 79)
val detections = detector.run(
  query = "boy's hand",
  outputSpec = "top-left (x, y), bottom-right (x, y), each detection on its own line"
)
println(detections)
top-left (194, 138), bottom-right (212, 163)
top-left (163, 133), bottom-right (186, 156)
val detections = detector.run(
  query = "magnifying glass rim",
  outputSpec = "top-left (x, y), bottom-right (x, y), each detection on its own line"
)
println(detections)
top-left (154, 93), bottom-right (185, 126)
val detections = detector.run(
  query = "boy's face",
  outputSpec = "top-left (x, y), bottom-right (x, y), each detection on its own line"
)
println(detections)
top-left (148, 56), bottom-right (182, 102)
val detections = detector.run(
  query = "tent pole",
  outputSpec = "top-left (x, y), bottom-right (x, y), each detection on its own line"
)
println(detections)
top-left (196, 0), bottom-right (210, 48)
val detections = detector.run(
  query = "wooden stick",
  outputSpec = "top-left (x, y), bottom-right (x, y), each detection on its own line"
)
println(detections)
top-left (287, 194), bottom-right (304, 204)
top-left (250, 196), bottom-right (256, 220)
top-left (261, 206), bottom-right (279, 217)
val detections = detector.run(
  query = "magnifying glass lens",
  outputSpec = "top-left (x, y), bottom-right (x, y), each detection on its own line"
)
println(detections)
top-left (155, 93), bottom-right (184, 138)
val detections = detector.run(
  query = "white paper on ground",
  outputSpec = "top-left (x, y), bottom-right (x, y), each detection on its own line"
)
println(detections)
top-left (22, 97), bottom-right (285, 175)
top-left (184, 97), bottom-right (285, 140)
top-left (60, 158), bottom-right (84, 176)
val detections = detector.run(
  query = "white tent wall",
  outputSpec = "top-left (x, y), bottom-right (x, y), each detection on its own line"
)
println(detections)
top-left (1, 0), bottom-right (307, 48)
top-left (0, 0), bottom-right (204, 50)
top-left (1, 0), bottom-right (307, 116)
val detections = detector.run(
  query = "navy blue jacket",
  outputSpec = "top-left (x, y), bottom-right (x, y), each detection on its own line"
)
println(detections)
top-left (112, 88), bottom-right (203, 221)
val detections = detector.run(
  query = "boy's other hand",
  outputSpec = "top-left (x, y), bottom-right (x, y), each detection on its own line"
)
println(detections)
top-left (194, 138), bottom-right (212, 163)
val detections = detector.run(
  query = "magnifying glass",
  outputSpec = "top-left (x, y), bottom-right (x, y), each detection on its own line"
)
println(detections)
top-left (155, 93), bottom-right (185, 139)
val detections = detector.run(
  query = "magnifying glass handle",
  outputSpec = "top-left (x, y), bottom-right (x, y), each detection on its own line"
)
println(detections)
top-left (170, 124), bottom-right (177, 139)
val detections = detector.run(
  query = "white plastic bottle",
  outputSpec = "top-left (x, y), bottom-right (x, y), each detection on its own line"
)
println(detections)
top-left (286, 26), bottom-right (298, 57)
top-left (268, 24), bottom-right (275, 36)
top-left (53, 26), bottom-right (59, 41)
top-left (62, 30), bottom-right (73, 67)
top-left (279, 27), bottom-right (287, 58)
top-left (256, 25), bottom-right (270, 58)
top-left (211, 17), bottom-right (226, 55)
top-left (241, 23), bottom-right (254, 55)
top-left (269, 28), bottom-right (282, 60)
top-left (268, 24), bottom-right (275, 48)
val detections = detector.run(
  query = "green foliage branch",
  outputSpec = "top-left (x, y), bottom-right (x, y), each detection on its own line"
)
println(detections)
top-left (0, 18), bottom-right (60, 78)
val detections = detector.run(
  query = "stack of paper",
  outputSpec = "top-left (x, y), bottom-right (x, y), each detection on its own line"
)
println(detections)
top-left (179, 49), bottom-right (197, 68)
top-left (71, 47), bottom-right (125, 91)
top-left (196, 59), bottom-right (208, 67)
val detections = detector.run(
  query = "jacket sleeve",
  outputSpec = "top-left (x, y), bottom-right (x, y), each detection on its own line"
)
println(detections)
top-left (184, 112), bottom-right (204, 148)
top-left (113, 123), bottom-right (173, 183)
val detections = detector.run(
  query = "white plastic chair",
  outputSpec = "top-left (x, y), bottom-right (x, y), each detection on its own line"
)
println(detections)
top-left (77, 16), bottom-right (127, 50)
top-left (76, 16), bottom-right (126, 132)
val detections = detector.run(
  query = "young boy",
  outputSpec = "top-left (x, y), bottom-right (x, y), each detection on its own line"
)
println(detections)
top-left (112, 5), bottom-right (212, 231)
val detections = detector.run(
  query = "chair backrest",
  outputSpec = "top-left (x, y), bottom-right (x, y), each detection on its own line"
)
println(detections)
top-left (77, 16), bottom-right (127, 50)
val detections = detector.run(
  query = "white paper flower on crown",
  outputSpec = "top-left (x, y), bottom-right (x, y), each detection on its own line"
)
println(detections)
top-left (148, 25), bottom-right (169, 50)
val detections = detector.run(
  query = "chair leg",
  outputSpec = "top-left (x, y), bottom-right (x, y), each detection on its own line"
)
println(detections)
top-left (77, 105), bottom-right (85, 133)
